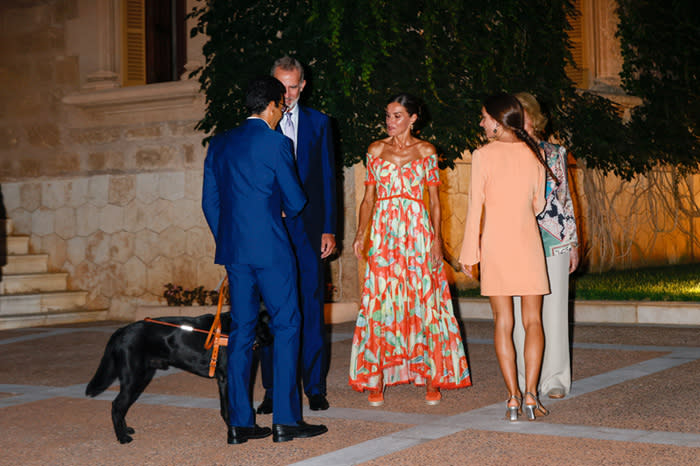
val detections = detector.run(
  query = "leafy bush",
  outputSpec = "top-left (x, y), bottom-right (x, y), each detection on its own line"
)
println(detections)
top-left (617, 0), bottom-right (700, 175)
top-left (163, 283), bottom-right (227, 306)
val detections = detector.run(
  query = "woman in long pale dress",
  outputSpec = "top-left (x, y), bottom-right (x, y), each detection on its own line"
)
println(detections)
top-left (512, 92), bottom-right (579, 401)
top-left (350, 93), bottom-right (471, 407)
top-left (460, 93), bottom-right (558, 421)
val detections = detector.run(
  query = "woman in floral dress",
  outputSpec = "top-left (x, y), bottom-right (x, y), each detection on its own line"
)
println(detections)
top-left (349, 93), bottom-right (471, 407)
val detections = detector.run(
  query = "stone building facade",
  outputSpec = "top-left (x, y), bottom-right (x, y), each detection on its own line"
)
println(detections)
top-left (1, 1), bottom-right (696, 328)
top-left (0, 0), bottom-right (359, 323)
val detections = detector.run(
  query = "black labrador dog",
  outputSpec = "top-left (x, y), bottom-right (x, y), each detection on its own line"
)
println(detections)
top-left (85, 311), bottom-right (271, 443)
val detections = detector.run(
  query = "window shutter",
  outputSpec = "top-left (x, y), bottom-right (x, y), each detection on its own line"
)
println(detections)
top-left (565, 0), bottom-right (586, 88)
top-left (122, 0), bottom-right (146, 86)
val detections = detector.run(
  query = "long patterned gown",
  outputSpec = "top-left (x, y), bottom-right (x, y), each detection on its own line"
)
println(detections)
top-left (349, 152), bottom-right (471, 391)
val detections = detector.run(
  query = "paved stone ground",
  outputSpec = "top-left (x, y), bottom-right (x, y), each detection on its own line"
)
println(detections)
top-left (1, 319), bottom-right (699, 465)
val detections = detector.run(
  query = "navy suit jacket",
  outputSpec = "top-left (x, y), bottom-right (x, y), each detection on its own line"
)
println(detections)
top-left (284, 105), bottom-right (336, 246)
top-left (202, 118), bottom-right (307, 266)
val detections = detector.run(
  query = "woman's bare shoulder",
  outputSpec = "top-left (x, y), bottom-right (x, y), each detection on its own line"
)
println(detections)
top-left (367, 138), bottom-right (390, 156)
top-left (417, 140), bottom-right (437, 158)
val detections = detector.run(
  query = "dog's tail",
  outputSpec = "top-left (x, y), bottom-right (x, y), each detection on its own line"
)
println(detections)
top-left (85, 329), bottom-right (122, 397)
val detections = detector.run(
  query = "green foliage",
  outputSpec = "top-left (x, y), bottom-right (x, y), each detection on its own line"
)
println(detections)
top-left (190, 0), bottom-right (627, 171)
top-left (163, 283), bottom-right (224, 306)
top-left (191, 1), bottom-right (699, 175)
top-left (616, 0), bottom-right (700, 174)
top-left (558, 91), bottom-right (634, 178)
top-left (571, 263), bottom-right (700, 301)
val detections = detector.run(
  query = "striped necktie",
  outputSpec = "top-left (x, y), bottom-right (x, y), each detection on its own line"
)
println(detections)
top-left (284, 112), bottom-right (296, 156)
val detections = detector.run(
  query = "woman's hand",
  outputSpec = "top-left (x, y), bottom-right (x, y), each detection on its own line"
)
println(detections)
top-left (569, 246), bottom-right (580, 274)
top-left (461, 263), bottom-right (479, 280)
top-left (353, 235), bottom-right (365, 260)
top-left (430, 241), bottom-right (443, 269)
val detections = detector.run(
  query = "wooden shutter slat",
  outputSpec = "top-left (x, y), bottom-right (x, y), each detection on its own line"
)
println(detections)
top-left (565, 0), bottom-right (585, 87)
top-left (122, 0), bottom-right (146, 86)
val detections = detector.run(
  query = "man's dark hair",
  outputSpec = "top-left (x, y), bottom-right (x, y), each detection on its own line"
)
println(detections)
top-left (245, 76), bottom-right (285, 115)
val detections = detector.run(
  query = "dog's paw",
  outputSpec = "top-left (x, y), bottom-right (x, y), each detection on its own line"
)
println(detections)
top-left (117, 426), bottom-right (135, 443)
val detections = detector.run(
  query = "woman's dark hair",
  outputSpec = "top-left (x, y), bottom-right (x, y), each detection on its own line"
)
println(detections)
top-left (483, 93), bottom-right (558, 184)
top-left (245, 76), bottom-right (285, 115)
top-left (387, 93), bottom-right (427, 131)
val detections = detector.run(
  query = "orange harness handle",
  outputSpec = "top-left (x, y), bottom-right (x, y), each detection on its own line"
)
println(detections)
top-left (204, 276), bottom-right (229, 377)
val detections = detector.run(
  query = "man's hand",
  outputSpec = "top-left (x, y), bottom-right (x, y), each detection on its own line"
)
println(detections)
top-left (320, 233), bottom-right (336, 259)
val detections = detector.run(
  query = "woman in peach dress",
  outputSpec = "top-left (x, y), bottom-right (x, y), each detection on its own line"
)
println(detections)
top-left (460, 93), bottom-right (557, 421)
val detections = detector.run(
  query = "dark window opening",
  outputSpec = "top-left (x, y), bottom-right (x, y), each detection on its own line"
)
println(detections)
top-left (146, 0), bottom-right (186, 84)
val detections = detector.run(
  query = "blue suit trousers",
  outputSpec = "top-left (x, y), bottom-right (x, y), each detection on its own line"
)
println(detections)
top-left (226, 262), bottom-right (302, 427)
top-left (260, 216), bottom-right (327, 398)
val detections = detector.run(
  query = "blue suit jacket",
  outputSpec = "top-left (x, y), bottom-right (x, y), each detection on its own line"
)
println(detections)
top-left (284, 105), bottom-right (336, 245)
top-left (202, 118), bottom-right (307, 266)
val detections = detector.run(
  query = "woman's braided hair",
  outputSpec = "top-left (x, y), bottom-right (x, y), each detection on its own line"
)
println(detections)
top-left (484, 93), bottom-right (559, 185)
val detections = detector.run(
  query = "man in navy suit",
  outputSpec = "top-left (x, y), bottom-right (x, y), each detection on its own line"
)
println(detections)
top-left (257, 57), bottom-right (337, 414)
top-left (202, 76), bottom-right (327, 444)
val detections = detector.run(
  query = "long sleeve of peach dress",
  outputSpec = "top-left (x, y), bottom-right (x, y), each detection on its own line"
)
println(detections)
top-left (459, 141), bottom-right (550, 296)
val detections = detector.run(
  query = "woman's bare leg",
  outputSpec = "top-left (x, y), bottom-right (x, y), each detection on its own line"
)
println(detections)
top-left (520, 294), bottom-right (544, 404)
top-left (489, 296), bottom-right (520, 406)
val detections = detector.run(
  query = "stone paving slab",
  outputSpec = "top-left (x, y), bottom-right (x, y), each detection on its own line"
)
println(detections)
top-left (359, 430), bottom-right (700, 466)
top-left (1, 320), bottom-right (699, 465)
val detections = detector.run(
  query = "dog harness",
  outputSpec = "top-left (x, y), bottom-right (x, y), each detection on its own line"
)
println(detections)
top-left (144, 277), bottom-right (229, 377)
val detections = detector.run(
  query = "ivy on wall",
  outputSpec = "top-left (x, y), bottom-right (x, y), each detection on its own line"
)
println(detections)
top-left (189, 0), bottom-right (624, 171)
top-left (617, 0), bottom-right (699, 174)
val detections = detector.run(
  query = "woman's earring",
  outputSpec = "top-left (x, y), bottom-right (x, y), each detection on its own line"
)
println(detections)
top-left (410, 123), bottom-right (414, 132)
top-left (493, 125), bottom-right (499, 135)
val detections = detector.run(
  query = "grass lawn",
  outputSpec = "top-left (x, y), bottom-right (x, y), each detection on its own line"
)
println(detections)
top-left (456, 263), bottom-right (700, 302)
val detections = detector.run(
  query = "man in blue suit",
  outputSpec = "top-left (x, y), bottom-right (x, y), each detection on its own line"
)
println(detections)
top-left (257, 57), bottom-right (337, 414)
top-left (202, 76), bottom-right (327, 444)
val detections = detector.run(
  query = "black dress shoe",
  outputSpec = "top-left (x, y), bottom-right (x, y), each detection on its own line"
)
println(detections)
top-left (256, 397), bottom-right (273, 414)
top-left (227, 425), bottom-right (272, 444)
top-left (272, 421), bottom-right (328, 443)
top-left (308, 394), bottom-right (329, 411)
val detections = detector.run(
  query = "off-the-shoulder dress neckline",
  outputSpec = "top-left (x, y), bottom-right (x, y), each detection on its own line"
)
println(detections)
top-left (370, 153), bottom-right (435, 170)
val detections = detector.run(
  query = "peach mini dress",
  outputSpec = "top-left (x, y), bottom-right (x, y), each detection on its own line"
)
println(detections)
top-left (459, 141), bottom-right (550, 296)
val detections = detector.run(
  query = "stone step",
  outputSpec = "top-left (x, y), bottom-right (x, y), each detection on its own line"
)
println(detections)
top-left (0, 272), bottom-right (69, 294)
top-left (5, 235), bottom-right (30, 255)
top-left (0, 290), bottom-right (88, 316)
top-left (1, 254), bottom-right (49, 274)
top-left (0, 308), bottom-right (108, 330)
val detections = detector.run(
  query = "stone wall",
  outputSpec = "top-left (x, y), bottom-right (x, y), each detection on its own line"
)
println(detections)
top-left (569, 167), bottom-right (700, 271)
top-left (1, 161), bottom-right (360, 319)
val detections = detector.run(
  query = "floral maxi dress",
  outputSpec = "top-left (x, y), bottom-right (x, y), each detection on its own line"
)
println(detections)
top-left (349, 153), bottom-right (471, 391)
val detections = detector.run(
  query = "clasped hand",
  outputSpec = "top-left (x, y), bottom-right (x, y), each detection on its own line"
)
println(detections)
top-left (461, 263), bottom-right (479, 280)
